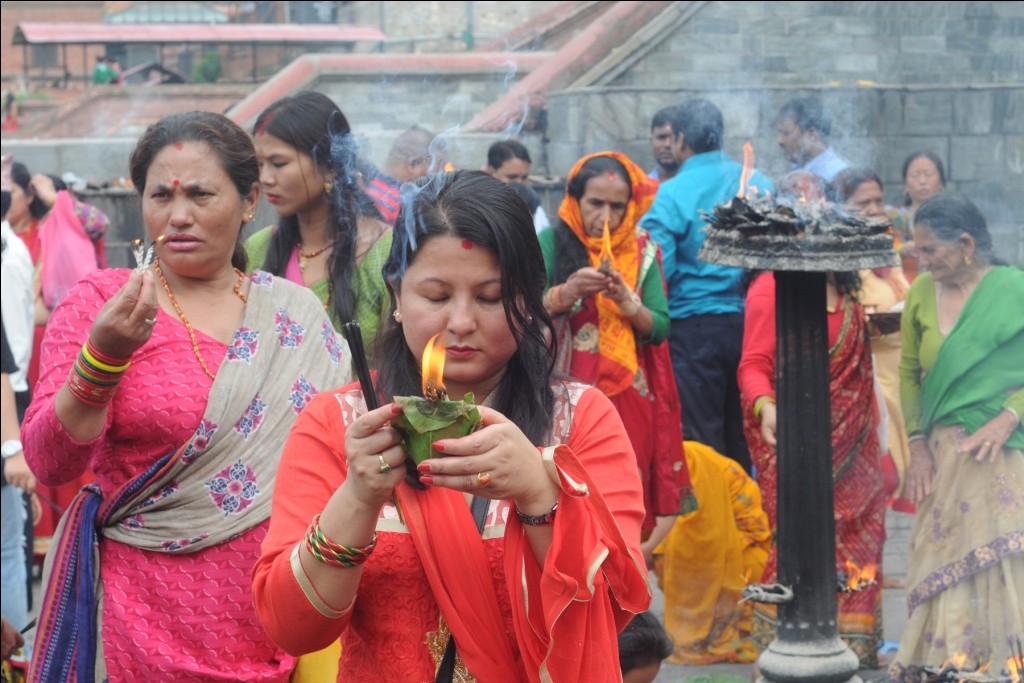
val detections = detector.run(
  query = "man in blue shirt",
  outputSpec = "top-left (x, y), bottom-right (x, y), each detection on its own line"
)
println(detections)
top-left (775, 97), bottom-right (849, 183)
top-left (640, 99), bottom-right (774, 472)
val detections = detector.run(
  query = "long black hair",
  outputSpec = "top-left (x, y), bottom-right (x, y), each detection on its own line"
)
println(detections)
top-left (10, 162), bottom-right (54, 221)
top-left (552, 155), bottom-right (632, 285)
top-left (253, 91), bottom-right (382, 325)
top-left (376, 171), bottom-right (555, 444)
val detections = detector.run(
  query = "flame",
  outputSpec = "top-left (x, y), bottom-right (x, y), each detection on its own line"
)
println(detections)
top-left (421, 333), bottom-right (447, 400)
top-left (737, 141), bottom-right (755, 198)
top-left (844, 560), bottom-right (878, 590)
top-left (977, 661), bottom-right (991, 673)
top-left (941, 652), bottom-right (969, 670)
top-left (1008, 655), bottom-right (1021, 682)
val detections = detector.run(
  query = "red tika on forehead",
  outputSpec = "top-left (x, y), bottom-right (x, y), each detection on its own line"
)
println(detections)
top-left (172, 179), bottom-right (180, 186)
top-left (174, 142), bottom-right (184, 150)
top-left (254, 110), bottom-right (277, 137)
top-left (461, 239), bottom-right (474, 250)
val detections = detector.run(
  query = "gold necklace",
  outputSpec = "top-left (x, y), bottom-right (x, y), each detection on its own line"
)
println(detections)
top-left (154, 259), bottom-right (248, 380)
top-left (297, 241), bottom-right (334, 272)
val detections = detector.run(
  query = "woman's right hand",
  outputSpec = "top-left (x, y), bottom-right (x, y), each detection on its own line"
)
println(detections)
top-left (759, 401), bottom-right (778, 448)
top-left (88, 268), bottom-right (160, 360)
top-left (339, 403), bottom-right (405, 510)
top-left (29, 173), bottom-right (58, 209)
top-left (905, 439), bottom-right (934, 504)
top-left (566, 267), bottom-right (613, 300)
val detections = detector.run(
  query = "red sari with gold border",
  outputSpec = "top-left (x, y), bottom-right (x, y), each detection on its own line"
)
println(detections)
top-left (738, 273), bottom-right (887, 668)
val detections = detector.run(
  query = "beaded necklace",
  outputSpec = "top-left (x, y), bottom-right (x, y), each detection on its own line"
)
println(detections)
top-left (154, 258), bottom-right (248, 380)
top-left (297, 241), bottom-right (334, 272)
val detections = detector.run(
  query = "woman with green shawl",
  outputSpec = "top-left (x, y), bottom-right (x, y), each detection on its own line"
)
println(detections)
top-left (890, 193), bottom-right (1023, 680)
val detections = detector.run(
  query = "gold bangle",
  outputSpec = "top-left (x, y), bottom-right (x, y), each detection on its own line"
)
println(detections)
top-left (544, 286), bottom-right (561, 312)
top-left (753, 395), bottom-right (776, 421)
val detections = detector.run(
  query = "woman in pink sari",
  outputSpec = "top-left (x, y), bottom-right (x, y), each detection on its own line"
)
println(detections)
top-left (23, 111), bottom-right (348, 682)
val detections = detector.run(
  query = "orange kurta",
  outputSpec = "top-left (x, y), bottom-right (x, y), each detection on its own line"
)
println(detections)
top-left (253, 380), bottom-right (650, 682)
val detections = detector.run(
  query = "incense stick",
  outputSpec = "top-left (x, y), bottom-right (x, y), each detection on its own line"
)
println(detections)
top-left (343, 320), bottom-right (425, 489)
top-left (343, 321), bottom-right (378, 410)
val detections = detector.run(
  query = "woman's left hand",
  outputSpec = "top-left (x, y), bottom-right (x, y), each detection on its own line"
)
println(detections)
top-left (420, 405), bottom-right (558, 507)
top-left (956, 409), bottom-right (1018, 462)
top-left (604, 271), bottom-right (642, 317)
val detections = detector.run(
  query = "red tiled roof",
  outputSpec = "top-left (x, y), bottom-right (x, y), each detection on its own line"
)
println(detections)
top-left (12, 22), bottom-right (387, 45)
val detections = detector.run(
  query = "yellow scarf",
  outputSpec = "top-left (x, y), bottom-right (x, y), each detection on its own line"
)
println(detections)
top-left (556, 151), bottom-right (659, 396)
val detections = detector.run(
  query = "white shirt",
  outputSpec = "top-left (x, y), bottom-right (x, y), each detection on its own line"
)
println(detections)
top-left (1, 220), bottom-right (35, 393)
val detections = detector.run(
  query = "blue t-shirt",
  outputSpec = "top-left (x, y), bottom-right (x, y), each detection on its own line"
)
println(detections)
top-left (639, 150), bottom-right (775, 320)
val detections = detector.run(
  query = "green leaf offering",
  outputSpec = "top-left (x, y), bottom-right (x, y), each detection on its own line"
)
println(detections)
top-left (391, 392), bottom-right (482, 464)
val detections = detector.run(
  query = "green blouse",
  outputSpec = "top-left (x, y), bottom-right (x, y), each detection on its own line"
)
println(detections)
top-left (245, 226), bottom-right (393, 362)
top-left (537, 227), bottom-right (670, 344)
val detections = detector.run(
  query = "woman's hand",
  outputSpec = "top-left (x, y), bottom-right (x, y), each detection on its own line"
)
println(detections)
top-left (906, 439), bottom-right (935, 504)
top-left (29, 173), bottom-right (58, 209)
top-left (88, 268), bottom-right (160, 360)
top-left (604, 270), bottom-right (642, 317)
top-left (566, 267), bottom-right (613, 301)
top-left (3, 452), bottom-right (35, 495)
top-left (759, 401), bottom-right (777, 449)
top-left (420, 405), bottom-right (559, 510)
top-left (956, 409), bottom-right (1018, 462)
top-left (338, 403), bottom-right (405, 510)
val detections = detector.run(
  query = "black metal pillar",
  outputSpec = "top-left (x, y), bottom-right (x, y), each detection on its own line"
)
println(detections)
top-left (757, 270), bottom-right (861, 683)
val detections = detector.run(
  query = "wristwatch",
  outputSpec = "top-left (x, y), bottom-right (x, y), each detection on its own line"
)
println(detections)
top-left (515, 501), bottom-right (557, 526)
top-left (1, 440), bottom-right (23, 459)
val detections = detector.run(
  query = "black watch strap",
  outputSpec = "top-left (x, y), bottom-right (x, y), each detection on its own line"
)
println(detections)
top-left (515, 501), bottom-right (557, 526)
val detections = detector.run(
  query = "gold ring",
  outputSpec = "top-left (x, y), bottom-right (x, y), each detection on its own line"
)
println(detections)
top-left (378, 454), bottom-right (392, 474)
top-left (476, 471), bottom-right (492, 487)
top-left (983, 440), bottom-right (994, 447)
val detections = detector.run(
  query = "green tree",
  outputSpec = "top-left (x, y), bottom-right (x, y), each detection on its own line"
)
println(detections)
top-left (192, 52), bottom-right (222, 83)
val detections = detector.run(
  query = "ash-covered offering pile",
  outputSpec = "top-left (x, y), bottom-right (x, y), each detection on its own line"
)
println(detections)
top-left (698, 193), bottom-right (899, 271)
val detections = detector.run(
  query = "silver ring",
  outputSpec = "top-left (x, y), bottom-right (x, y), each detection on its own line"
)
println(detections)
top-left (144, 317), bottom-right (157, 326)
top-left (378, 454), bottom-right (392, 474)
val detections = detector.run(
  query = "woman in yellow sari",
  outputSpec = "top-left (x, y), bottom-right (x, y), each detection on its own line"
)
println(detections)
top-left (653, 441), bottom-right (771, 664)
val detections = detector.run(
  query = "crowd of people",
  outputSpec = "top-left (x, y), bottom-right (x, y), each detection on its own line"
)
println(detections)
top-left (0, 89), bottom-right (1020, 683)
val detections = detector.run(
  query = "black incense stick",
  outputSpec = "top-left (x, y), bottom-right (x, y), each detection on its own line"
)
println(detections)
top-left (343, 321), bottom-right (423, 489)
top-left (343, 321), bottom-right (378, 410)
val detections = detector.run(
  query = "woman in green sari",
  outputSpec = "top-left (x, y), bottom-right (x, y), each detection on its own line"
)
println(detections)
top-left (890, 192), bottom-right (1023, 680)
top-left (246, 91), bottom-right (392, 356)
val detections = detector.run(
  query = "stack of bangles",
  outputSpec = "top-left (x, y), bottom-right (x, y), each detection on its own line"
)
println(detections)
top-left (753, 395), bottom-right (776, 421)
top-left (304, 513), bottom-right (376, 569)
top-left (67, 340), bottom-right (132, 407)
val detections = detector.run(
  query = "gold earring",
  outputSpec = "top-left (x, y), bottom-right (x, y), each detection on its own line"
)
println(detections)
top-left (392, 310), bottom-right (402, 323)
top-left (965, 254), bottom-right (973, 266)
top-left (247, 212), bottom-right (255, 222)
top-left (323, 180), bottom-right (333, 195)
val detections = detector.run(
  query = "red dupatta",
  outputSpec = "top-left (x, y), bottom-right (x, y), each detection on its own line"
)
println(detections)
top-left (393, 393), bottom-right (651, 682)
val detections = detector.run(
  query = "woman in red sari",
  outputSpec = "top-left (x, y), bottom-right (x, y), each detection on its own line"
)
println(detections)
top-left (538, 152), bottom-right (692, 563)
top-left (738, 270), bottom-right (887, 669)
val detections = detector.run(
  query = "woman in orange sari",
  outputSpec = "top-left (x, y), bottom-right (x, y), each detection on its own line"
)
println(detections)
top-left (738, 270), bottom-right (887, 669)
